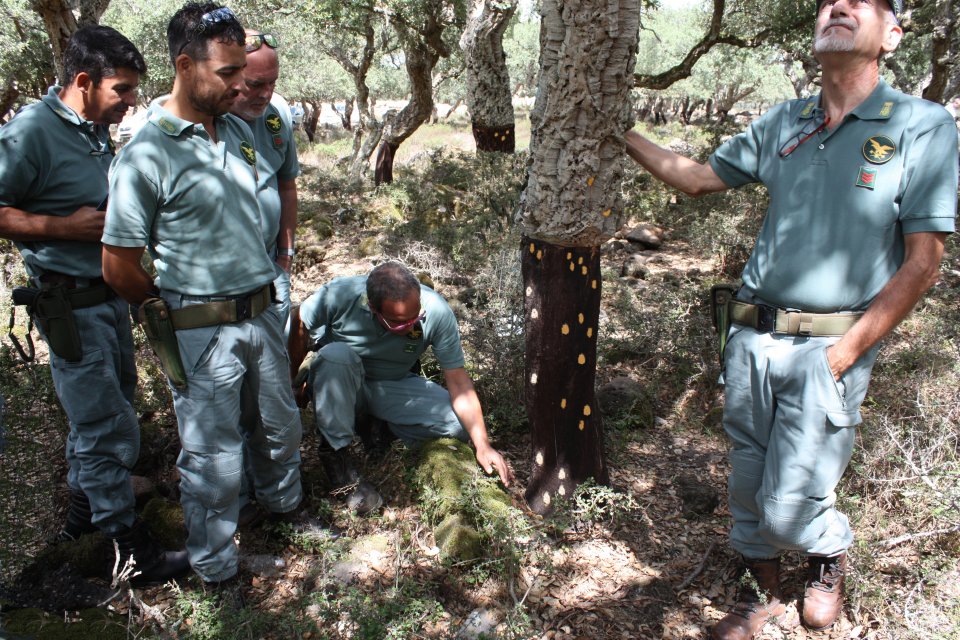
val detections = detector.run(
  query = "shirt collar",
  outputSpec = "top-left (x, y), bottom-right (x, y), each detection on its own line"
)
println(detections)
top-left (147, 97), bottom-right (226, 138)
top-left (41, 86), bottom-right (88, 126)
top-left (797, 78), bottom-right (898, 122)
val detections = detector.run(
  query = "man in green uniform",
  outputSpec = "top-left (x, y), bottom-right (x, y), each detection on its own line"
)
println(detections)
top-left (102, 3), bottom-right (304, 591)
top-left (289, 262), bottom-right (513, 513)
top-left (623, 0), bottom-right (957, 637)
top-left (0, 26), bottom-right (188, 585)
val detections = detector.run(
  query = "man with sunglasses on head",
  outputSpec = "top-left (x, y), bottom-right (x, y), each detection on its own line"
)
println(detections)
top-left (102, 3), bottom-right (306, 596)
top-left (0, 26), bottom-right (190, 585)
top-left (622, 0), bottom-right (957, 638)
top-left (288, 262), bottom-right (514, 514)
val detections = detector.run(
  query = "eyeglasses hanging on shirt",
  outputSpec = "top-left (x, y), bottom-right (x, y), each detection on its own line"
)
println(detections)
top-left (779, 116), bottom-right (831, 157)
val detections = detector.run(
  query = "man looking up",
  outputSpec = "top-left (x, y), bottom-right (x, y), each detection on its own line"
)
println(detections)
top-left (0, 26), bottom-right (188, 585)
top-left (289, 262), bottom-right (513, 514)
top-left (102, 3), bottom-right (305, 592)
top-left (623, 0), bottom-right (957, 637)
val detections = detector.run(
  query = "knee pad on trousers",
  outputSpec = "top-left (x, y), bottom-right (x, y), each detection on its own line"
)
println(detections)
top-left (728, 449), bottom-right (764, 514)
top-left (757, 494), bottom-right (825, 551)
top-left (179, 451), bottom-right (243, 511)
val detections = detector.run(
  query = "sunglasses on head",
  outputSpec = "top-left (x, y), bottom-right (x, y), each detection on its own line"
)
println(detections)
top-left (245, 33), bottom-right (279, 52)
top-left (197, 7), bottom-right (238, 33)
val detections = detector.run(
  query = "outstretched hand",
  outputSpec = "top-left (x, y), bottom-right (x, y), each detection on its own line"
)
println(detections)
top-left (475, 445), bottom-right (514, 488)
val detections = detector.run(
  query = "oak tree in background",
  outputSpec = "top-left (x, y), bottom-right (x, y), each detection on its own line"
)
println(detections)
top-left (0, 0), bottom-right (53, 120)
top-left (31, 0), bottom-right (111, 78)
top-left (518, 0), bottom-right (639, 514)
top-left (460, 0), bottom-right (517, 152)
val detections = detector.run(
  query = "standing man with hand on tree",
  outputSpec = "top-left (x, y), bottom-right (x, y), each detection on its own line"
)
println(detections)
top-left (102, 3), bottom-right (308, 598)
top-left (624, 0), bottom-right (957, 637)
top-left (0, 26), bottom-right (190, 586)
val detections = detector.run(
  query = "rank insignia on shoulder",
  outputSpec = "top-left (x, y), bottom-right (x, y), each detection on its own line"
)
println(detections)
top-left (879, 101), bottom-right (894, 118)
top-left (240, 141), bottom-right (257, 165)
top-left (157, 118), bottom-right (178, 134)
top-left (856, 166), bottom-right (877, 190)
top-left (862, 136), bottom-right (895, 164)
top-left (799, 101), bottom-right (817, 118)
top-left (265, 114), bottom-right (283, 134)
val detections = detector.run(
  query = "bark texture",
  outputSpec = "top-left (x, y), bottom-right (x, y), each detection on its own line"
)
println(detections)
top-left (460, 0), bottom-right (517, 152)
top-left (30, 0), bottom-right (77, 78)
top-left (921, 0), bottom-right (959, 102)
top-left (375, 14), bottom-right (447, 185)
top-left (517, 0), bottom-right (639, 514)
top-left (521, 239), bottom-right (608, 514)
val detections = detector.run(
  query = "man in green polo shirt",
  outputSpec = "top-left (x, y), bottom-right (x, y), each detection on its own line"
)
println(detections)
top-left (623, 0), bottom-right (957, 637)
top-left (289, 262), bottom-right (513, 514)
top-left (0, 26), bottom-right (189, 586)
top-left (102, 2), bottom-right (305, 593)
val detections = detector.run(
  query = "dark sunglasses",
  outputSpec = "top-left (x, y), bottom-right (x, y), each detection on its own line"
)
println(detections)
top-left (779, 115), bottom-right (831, 157)
top-left (197, 7), bottom-right (238, 33)
top-left (370, 305), bottom-right (425, 334)
top-left (245, 33), bottom-right (279, 52)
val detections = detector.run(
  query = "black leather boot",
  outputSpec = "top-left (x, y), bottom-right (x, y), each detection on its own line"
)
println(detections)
top-left (111, 519), bottom-right (190, 587)
top-left (55, 489), bottom-right (98, 543)
top-left (318, 439), bottom-right (383, 514)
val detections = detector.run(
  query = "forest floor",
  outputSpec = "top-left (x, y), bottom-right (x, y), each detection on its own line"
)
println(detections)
top-left (0, 120), bottom-right (957, 639)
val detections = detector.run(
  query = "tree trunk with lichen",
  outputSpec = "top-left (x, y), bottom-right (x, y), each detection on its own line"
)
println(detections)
top-left (460, 0), bottom-right (517, 153)
top-left (518, 0), bottom-right (639, 514)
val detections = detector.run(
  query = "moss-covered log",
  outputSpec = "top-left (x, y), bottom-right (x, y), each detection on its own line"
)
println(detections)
top-left (415, 438), bottom-right (511, 561)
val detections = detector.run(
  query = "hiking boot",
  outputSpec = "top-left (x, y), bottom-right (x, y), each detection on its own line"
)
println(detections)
top-left (53, 490), bottom-right (98, 543)
top-left (318, 443), bottom-right (383, 515)
top-left (356, 414), bottom-right (397, 459)
top-left (803, 553), bottom-right (847, 630)
top-left (205, 575), bottom-right (245, 611)
top-left (237, 502), bottom-right (263, 529)
top-left (711, 556), bottom-right (785, 640)
top-left (111, 519), bottom-right (191, 587)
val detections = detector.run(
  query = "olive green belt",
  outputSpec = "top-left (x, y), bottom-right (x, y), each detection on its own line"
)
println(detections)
top-left (729, 300), bottom-right (862, 336)
top-left (170, 285), bottom-right (272, 330)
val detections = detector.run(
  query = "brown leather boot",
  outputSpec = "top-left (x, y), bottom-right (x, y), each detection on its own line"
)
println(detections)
top-left (711, 556), bottom-right (786, 640)
top-left (803, 553), bottom-right (847, 630)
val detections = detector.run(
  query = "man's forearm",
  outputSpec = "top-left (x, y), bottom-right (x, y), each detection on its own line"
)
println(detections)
top-left (624, 129), bottom-right (729, 197)
top-left (102, 245), bottom-right (156, 304)
top-left (827, 232), bottom-right (946, 377)
top-left (0, 206), bottom-right (105, 242)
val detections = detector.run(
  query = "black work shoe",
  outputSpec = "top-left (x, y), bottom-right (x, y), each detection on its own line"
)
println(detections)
top-left (53, 490), bottom-right (98, 543)
top-left (319, 446), bottom-right (384, 515)
top-left (356, 415), bottom-right (397, 458)
top-left (111, 519), bottom-right (191, 587)
top-left (205, 575), bottom-right (245, 611)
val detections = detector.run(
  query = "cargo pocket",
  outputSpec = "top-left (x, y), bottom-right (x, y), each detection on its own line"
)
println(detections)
top-left (51, 348), bottom-right (118, 424)
top-left (819, 347), bottom-right (861, 427)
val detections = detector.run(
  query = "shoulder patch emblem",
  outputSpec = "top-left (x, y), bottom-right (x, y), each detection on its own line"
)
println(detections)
top-left (240, 140), bottom-right (257, 165)
top-left (265, 113), bottom-right (283, 134)
top-left (879, 101), bottom-right (894, 118)
top-left (862, 135), bottom-right (896, 164)
top-left (799, 101), bottom-right (817, 118)
top-left (157, 118), bottom-right (178, 134)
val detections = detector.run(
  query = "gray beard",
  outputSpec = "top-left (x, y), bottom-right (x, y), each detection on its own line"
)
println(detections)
top-left (813, 33), bottom-right (856, 53)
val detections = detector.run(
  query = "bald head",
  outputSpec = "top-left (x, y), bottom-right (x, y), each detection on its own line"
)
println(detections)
top-left (230, 30), bottom-right (279, 121)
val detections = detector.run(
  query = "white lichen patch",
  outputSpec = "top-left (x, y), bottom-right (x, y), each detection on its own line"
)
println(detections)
top-left (535, 451), bottom-right (544, 466)
top-left (530, 372), bottom-right (538, 384)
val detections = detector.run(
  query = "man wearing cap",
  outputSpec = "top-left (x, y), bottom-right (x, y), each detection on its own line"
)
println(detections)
top-left (102, 2), bottom-right (305, 590)
top-left (288, 262), bottom-right (513, 513)
top-left (0, 26), bottom-right (190, 585)
top-left (623, 0), bottom-right (957, 637)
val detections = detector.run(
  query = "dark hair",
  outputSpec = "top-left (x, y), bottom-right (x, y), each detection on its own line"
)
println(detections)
top-left (367, 262), bottom-right (421, 311)
top-left (62, 26), bottom-right (146, 87)
top-left (167, 2), bottom-right (245, 66)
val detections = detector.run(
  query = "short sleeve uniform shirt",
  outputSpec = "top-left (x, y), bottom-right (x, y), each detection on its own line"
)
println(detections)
top-left (710, 79), bottom-right (957, 312)
top-left (0, 87), bottom-right (113, 278)
top-left (104, 102), bottom-right (276, 296)
top-left (299, 276), bottom-right (466, 380)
